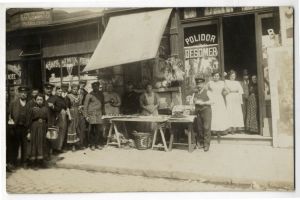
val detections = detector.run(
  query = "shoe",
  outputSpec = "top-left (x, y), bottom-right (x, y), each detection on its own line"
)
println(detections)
top-left (21, 163), bottom-right (28, 169)
top-left (204, 146), bottom-right (210, 152)
top-left (90, 146), bottom-right (95, 151)
top-left (96, 145), bottom-right (103, 150)
top-left (196, 142), bottom-right (204, 149)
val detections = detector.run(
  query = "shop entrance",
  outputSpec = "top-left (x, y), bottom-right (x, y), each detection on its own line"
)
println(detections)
top-left (223, 14), bottom-right (257, 77)
top-left (24, 59), bottom-right (43, 91)
top-left (222, 14), bottom-right (260, 135)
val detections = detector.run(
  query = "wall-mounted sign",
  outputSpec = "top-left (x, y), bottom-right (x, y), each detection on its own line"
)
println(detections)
top-left (9, 10), bottom-right (52, 30)
top-left (7, 63), bottom-right (22, 85)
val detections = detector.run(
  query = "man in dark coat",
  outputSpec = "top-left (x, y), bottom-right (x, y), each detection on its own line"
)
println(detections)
top-left (8, 85), bottom-right (30, 168)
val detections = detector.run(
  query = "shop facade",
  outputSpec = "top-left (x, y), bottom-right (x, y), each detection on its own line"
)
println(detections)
top-left (6, 7), bottom-right (294, 147)
top-left (6, 8), bottom-right (104, 99)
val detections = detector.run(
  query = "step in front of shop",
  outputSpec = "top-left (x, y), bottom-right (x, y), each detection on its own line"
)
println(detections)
top-left (211, 134), bottom-right (273, 146)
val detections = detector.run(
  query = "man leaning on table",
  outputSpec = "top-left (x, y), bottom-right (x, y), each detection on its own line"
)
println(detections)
top-left (193, 77), bottom-right (214, 152)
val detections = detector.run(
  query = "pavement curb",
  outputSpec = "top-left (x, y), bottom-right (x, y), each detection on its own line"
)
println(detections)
top-left (55, 162), bottom-right (294, 191)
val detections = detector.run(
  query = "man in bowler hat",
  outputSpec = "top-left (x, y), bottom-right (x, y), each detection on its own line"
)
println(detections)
top-left (193, 78), bottom-right (213, 152)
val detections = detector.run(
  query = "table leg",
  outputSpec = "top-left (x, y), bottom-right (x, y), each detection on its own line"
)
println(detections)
top-left (151, 128), bottom-right (158, 149)
top-left (122, 122), bottom-right (128, 138)
top-left (188, 124), bottom-right (193, 153)
top-left (159, 126), bottom-right (168, 152)
top-left (106, 122), bottom-right (113, 145)
top-left (168, 124), bottom-right (174, 151)
top-left (113, 122), bottom-right (121, 148)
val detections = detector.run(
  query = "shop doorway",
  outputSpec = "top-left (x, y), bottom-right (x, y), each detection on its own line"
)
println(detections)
top-left (24, 59), bottom-right (43, 91)
top-left (222, 14), bottom-right (257, 77)
top-left (222, 14), bottom-right (260, 135)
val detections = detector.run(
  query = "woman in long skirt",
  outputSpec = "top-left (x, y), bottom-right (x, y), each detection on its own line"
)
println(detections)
top-left (246, 75), bottom-right (259, 133)
top-left (26, 94), bottom-right (48, 168)
top-left (67, 84), bottom-right (81, 151)
top-left (225, 70), bottom-right (244, 134)
top-left (207, 71), bottom-right (229, 134)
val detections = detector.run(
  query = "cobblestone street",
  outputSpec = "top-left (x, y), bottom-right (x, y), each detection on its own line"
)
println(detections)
top-left (6, 168), bottom-right (255, 193)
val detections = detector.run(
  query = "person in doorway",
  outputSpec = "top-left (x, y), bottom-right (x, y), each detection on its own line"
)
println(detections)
top-left (225, 70), bottom-right (244, 134)
top-left (246, 75), bottom-right (259, 133)
top-left (8, 85), bottom-right (30, 168)
top-left (43, 83), bottom-right (54, 102)
top-left (240, 69), bottom-right (250, 125)
top-left (83, 81), bottom-right (104, 151)
top-left (104, 83), bottom-right (121, 115)
top-left (121, 81), bottom-right (140, 115)
top-left (26, 93), bottom-right (49, 169)
top-left (66, 84), bottom-right (81, 151)
top-left (207, 71), bottom-right (229, 135)
top-left (193, 77), bottom-right (213, 152)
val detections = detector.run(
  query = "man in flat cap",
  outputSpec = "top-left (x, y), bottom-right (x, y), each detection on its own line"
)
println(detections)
top-left (8, 85), bottom-right (30, 168)
top-left (83, 81), bottom-right (105, 150)
top-left (193, 77), bottom-right (213, 152)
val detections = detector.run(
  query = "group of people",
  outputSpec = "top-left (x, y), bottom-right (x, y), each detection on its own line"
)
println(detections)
top-left (7, 80), bottom-right (157, 170)
top-left (6, 69), bottom-right (259, 170)
top-left (192, 69), bottom-right (259, 151)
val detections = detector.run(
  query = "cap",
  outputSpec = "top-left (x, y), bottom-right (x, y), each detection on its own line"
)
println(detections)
top-left (44, 83), bottom-right (55, 89)
top-left (195, 77), bottom-right (205, 84)
top-left (18, 85), bottom-right (29, 92)
top-left (71, 84), bottom-right (79, 89)
top-left (91, 81), bottom-right (100, 87)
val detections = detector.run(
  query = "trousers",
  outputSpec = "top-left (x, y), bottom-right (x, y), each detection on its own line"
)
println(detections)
top-left (88, 124), bottom-right (103, 146)
top-left (195, 107), bottom-right (212, 147)
top-left (10, 125), bottom-right (28, 164)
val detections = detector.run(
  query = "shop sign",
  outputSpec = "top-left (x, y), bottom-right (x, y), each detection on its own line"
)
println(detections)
top-left (185, 44), bottom-right (218, 59)
top-left (185, 33), bottom-right (217, 46)
top-left (9, 10), bottom-right (52, 30)
top-left (7, 63), bottom-right (22, 85)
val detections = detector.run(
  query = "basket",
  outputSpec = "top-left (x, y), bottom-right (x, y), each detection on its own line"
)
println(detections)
top-left (46, 126), bottom-right (59, 140)
top-left (132, 131), bottom-right (152, 150)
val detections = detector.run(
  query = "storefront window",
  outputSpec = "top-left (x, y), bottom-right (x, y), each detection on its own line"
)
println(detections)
top-left (183, 23), bottom-right (219, 86)
top-left (7, 63), bottom-right (22, 101)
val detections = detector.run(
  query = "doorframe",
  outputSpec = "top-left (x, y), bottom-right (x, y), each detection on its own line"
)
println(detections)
top-left (255, 11), bottom-right (277, 136)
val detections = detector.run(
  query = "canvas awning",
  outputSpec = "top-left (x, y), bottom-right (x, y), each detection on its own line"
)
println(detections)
top-left (83, 9), bottom-right (172, 72)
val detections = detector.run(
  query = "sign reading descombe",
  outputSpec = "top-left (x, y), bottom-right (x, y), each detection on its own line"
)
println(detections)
top-left (185, 45), bottom-right (218, 59)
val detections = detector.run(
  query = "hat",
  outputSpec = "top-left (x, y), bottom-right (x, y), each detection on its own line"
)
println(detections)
top-left (71, 84), bottom-right (79, 89)
top-left (195, 77), bottom-right (205, 84)
top-left (91, 81), bottom-right (100, 87)
top-left (18, 85), bottom-right (29, 92)
top-left (44, 83), bottom-right (54, 89)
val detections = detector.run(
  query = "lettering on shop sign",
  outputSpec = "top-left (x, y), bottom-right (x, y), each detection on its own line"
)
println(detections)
top-left (7, 73), bottom-right (18, 80)
top-left (185, 34), bottom-right (217, 45)
top-left (185, 45), bottom-right (218, 59)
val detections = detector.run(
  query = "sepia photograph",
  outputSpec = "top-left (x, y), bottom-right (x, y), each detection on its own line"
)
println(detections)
top-left (4, 4), bottom-right (295, 196)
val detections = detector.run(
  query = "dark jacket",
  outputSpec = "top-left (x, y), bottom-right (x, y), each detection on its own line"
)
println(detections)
top-left (8, 98), bottom-right (28, 126)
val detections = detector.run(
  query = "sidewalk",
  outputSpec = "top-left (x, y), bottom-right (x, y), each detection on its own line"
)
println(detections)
top-left (55, 144), bottom-right (294, 190)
